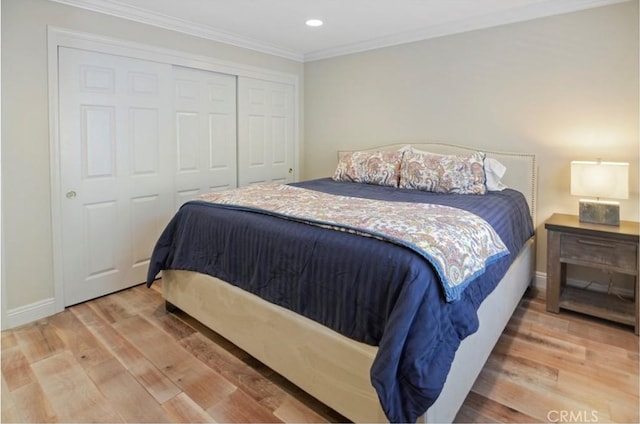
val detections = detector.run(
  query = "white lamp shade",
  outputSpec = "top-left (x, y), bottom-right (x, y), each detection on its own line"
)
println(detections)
top-left (570, 161), bottom-right (629, 200)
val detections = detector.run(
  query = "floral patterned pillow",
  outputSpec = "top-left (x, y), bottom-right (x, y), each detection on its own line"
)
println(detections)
top-left (332, 151), bottom-right (402, 187)
top-left (399, 150), bottom-right (487, 194)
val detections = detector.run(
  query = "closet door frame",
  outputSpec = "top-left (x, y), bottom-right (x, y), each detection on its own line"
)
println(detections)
top-left (46, 26), bottom-right (300, 316)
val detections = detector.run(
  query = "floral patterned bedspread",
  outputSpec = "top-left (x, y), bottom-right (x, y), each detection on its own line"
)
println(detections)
top-left (199, 183), bottom-right (508, 301)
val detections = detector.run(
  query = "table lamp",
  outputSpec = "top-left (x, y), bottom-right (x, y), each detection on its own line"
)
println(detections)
top-left (570, 160), bottom-right (629, 226)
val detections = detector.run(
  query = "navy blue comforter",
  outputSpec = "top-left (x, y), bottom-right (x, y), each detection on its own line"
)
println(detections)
top-left (146, 178), bottom-right (534, 422)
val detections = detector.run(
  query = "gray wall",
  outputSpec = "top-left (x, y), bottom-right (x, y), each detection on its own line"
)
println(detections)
top-left (304, 1), bottom-right (639, 272)
top-left (1, 0), bottom-right (304, 313)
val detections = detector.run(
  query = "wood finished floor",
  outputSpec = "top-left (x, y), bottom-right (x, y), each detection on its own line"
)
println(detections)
top-left (2, 281), bottom-right (638, 423)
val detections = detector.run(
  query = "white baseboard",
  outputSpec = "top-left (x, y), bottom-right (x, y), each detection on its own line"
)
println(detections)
top-left (534, 271), bottom-right (546, 292)
top-left (3, 298), bottom-right (59, 330)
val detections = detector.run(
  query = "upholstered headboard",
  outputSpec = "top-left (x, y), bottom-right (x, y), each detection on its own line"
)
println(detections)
top-left (337, 142), bottom-right (538, 225)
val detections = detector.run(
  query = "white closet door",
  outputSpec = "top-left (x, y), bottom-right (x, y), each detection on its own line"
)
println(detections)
top-left (238, 77), bottom-right (295, 186)
top-left (58, 47), bottom-right (173, 306)
top-left (173, 66), bottom-right (237, 208)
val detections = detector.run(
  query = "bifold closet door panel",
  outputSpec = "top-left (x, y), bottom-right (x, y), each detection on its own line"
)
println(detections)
top-left (58, 47), bottom-right (174, 306)
top-left (173, 66), bottom-right (238, 208)
top-left (237, 77), bottom-right (295, 187)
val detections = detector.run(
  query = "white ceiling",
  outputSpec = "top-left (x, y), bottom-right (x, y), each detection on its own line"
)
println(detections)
top-left (51, 0), bottom-right (628, 62)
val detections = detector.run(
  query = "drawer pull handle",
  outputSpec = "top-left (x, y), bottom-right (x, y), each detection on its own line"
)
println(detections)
top-left (576, 239), bottom-right (616, 249)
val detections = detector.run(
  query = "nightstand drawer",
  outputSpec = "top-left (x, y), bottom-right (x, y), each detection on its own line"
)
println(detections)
top-left (560, 233), bottom-right (638, 273)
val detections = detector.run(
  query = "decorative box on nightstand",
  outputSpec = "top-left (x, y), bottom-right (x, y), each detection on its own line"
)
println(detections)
top-left (545, 213), bottom-right (639, 335)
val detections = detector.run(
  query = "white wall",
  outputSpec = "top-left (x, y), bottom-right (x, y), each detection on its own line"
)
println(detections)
top-left (303, 1), bottom-right (639, 273)
top-left (1, 0), bottom-right (304, 321)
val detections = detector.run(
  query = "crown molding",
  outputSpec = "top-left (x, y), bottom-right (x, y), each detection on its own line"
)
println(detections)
top-left (49, 0), bottom-right (630, 63)
top-left (47, 0), bottom-right (304, 62)
top-left (304, 0), bottom-right (631, 61)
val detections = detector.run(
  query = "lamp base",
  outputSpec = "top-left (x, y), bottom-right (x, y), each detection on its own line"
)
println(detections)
top-left (578, 200), bottom-right (620, 226)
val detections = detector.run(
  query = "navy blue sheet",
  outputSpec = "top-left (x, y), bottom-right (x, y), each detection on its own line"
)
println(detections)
top-left (146, 178), bottom-right (534, 422)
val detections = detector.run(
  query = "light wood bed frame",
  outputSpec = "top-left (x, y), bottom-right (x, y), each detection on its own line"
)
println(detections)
top-left (161, 143), bottom-right (538, 423)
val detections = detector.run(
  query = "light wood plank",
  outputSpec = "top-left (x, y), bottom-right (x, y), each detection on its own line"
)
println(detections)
top-left (502, 323), bottom-right (587, 361)
top-left (47, 309), bottom-right (113, 369)
top-left (1, 345), bottom-right (35, 391)
top-left (30, 351), bottom-right (123, 422)
top-left (179, 331), bottom-right (286, 411)
top-left (71, 302), bottom-right (148, 369)
top-left (113, 314), bottom-right (237, 411)
top-left (273, 397), bottom-right (331, 423)
top-left (557, 368), bottom-right (639, 423)
top-left (495, 327), bottom-right (637, 396)
top-left (89, 294), bottom-right (136, 324)
top-left (87, 357), bottom-right (174, 422)
top-left (265, 371), bottom-right (350, 423)
top-left (472, 366), bottom-right (612, 422)
top-left (129, 360), bottom-right (182, 404)
top-left (13, 319), bottom-right (66, 363)
top-left (511, 299), bottom-right (570, 332)
top-left (483, 352), bottom-right (559, 389)
top-left (1, 329), bottom-right (19, 349)
top-left (454, 391), bottom-right (540, 423)
top-left (3, 379), bottom-right (58, 423)
top-left (114, 283), bottom-right (162, 314)
top-left (207, 388), bottom-right (282, 423)
top-left (142, 305), bottom-right (198, 341)
top-left (1, 375), bottom-right (22, 423)
top-left (162, 392), bottom-right (215, 423)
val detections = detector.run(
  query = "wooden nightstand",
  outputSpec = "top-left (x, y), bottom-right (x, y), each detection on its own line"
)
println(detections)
top-left (545, 213), bottom-right (639, 335)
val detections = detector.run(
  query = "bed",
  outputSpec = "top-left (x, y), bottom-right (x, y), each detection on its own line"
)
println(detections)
top-left (147, 142), bottom-right (537, 423)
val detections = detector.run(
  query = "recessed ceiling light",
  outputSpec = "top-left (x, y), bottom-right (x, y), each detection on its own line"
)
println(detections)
top-left (305, 19), bottom-right (323, 27)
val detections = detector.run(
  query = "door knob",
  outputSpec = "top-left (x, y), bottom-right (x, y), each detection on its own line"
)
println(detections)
top-left (66, 190), bottom-right (77, 199)
top-left (288, 168), bottom-right (293, 174)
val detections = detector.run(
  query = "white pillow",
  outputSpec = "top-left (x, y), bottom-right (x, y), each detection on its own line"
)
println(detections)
top-left (484, 157), bottom-right (508, 191)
